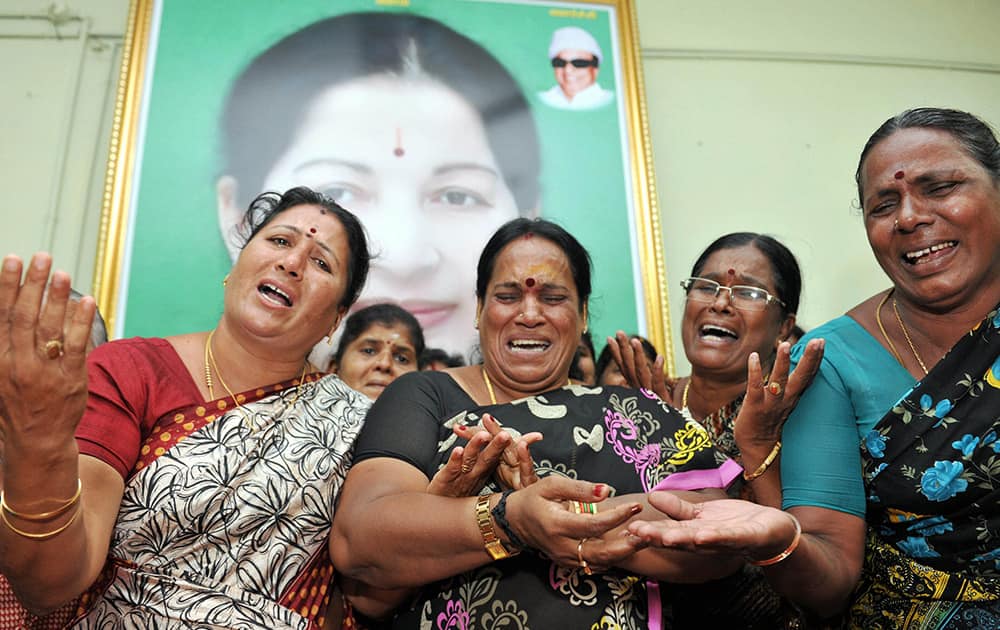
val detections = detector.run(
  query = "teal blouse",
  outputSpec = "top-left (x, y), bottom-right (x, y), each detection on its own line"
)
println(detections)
top-left (783, 316), bottom-right (915, 517)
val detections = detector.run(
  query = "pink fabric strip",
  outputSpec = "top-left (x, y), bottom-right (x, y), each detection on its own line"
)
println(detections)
top-left (643, 459), bottom-right (742, 628)
top-left (650, 458), bottom-right (743, 492)
top-left (646, 579), bottom-right (662, 630)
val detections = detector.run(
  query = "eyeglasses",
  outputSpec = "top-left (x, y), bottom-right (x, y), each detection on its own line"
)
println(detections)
top-left (551, 57), bottom-right (598, 69)
top-left (680, 277), bottom-right (785, 312)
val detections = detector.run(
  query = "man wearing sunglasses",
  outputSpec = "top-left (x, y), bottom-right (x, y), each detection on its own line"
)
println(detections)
top-left (539, 26), bottom-right (614, 110)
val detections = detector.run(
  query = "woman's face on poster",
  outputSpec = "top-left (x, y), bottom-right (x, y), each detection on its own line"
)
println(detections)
top-left (218, 74), bottom-right (521, 357)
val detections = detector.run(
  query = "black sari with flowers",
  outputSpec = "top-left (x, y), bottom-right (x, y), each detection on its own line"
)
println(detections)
top-left (852, 302), bottom-right (1000, 629)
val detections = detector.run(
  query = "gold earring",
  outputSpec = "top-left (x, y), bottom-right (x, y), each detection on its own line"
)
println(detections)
top-left (222, 274), bottom-right (229, 287)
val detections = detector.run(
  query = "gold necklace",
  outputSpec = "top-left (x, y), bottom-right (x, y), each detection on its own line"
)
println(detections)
top-left (681, 379), bottom-right (691, 408)
top-left (481, 368), bottom-right (570, 405)
top-left (875, 290), bottom-right (905, 365)
top-left (204, 330), bottom-right (311, 429)
top-left (892, 298), bottom-right (930, 375)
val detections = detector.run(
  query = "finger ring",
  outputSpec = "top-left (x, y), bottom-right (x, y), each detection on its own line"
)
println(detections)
top-left (461, 462), bottom-right (473, 474)
top-left (766, 381), bottom-right (782, 396)
top-left (44, 339), bottom-right (64, 359)
top-left (577, 538), bottom-right (592, 575)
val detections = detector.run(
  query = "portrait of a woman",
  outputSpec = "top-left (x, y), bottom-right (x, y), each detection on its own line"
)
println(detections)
top-left (215, 12), bottom-right (540, 360)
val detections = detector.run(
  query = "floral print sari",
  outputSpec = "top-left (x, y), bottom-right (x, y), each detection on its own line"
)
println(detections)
top-left (853, 302), bottom-right (1000, 628)
top-left (70, 374), bottom-right (369, 629)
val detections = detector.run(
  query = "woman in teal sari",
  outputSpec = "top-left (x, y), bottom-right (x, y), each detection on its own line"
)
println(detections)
top-left (624, 108), bottom-right (1000, 628)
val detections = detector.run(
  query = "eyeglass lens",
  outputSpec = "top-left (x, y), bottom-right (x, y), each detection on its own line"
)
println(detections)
top-left (683, 279), bottom-right (771, 311)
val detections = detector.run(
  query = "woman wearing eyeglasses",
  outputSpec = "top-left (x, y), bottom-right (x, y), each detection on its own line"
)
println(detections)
top-left (611, 232), bottom-right (809, 627)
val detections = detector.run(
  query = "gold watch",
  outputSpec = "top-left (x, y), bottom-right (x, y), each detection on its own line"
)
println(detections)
top-left (475, 493), bottom-right (519, 560)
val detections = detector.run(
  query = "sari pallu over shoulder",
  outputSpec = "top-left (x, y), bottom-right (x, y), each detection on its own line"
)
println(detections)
top-left (69, 373), bottom-right (370, 630)
top-left (853, 303), bottom-right (1000, 628)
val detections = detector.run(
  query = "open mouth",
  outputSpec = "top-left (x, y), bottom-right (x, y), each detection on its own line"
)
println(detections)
top-left (258, 283), bottom-right (292, 307)
top-left (699, 324), bottom-right (738, 340)
top-left (903, 241), bottom-right (957, 265)
top-left (509, 339), bottom-right (551, 352)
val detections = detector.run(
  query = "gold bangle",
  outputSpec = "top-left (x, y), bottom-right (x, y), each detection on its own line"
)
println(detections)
top-left (0, 479), bottom-right (82, 522)
top-left (0, 500), bottom-right (81, 540)
top-left (749, 513), bottom-right (801, 566)
top-left (743, 441), bottom-right (782, 482)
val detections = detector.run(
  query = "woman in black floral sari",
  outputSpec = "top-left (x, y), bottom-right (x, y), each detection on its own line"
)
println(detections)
top-left (331, 218), bottom-right (821, 628)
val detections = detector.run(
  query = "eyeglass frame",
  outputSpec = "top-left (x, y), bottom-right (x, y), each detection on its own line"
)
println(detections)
top-left (551, 57), bottom-right (599, 69)
top-left (679, 276), bottom-right (786, 311)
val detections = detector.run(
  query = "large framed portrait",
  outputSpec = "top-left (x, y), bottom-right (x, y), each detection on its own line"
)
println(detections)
top-left (96, 0), bottom-right (673, 368)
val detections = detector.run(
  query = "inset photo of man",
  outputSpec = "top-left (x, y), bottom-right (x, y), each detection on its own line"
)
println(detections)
top-left (538, 26), bottom-right (614, 110)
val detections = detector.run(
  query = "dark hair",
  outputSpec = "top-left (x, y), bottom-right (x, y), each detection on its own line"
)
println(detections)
top-left (593, 335), bottom-right (658, 385)
top-left (333, 303), bottom-right (425, 367)
top-left (856, 107), bottom-right (1000, 205)
top-left (476, 218), bottom-right (592, 312)
top-left (569, 330), bottom-right (595, 381)
top-left (221, 12), bottom-right (540, 212)
top-left (69, 288), bottom-right (108, 347)
top-left (420, 347), bottom-right (466, 369)
top-left (238, 186), bottom-right (371, 310)
top-left (689, 232), bottom-right (801, 317)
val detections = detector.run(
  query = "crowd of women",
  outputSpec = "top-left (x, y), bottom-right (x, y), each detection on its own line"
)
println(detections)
top-left (1, 96), bottom-right (999, 630)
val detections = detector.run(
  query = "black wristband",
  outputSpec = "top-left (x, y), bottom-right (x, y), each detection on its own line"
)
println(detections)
top-left (490, 489), bottom-right (526, 550)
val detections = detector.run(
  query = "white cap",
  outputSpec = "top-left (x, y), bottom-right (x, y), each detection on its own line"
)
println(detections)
top-left (548, 26), bottom-right (602, 61)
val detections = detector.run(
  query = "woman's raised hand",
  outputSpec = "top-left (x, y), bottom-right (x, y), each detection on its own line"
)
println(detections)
top-left (0, 254), bottom-right (95, 454)
top-left (505, 476), bottom-right (645, 570)
top-left (607, 331), bottom-right (672, 403)
top-left (734, 338), bottom-right (824, 448)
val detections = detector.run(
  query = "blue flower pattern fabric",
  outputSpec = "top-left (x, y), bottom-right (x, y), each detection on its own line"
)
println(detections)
top-left (851, 304), bottom-right (1000, 628)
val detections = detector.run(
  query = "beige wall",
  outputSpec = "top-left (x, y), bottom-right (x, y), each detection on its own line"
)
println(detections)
top-left (637, 0), bottom-right (1000, 373)
top-left (0, 0), bottom-right (127, 290)
top-left (2, 0), bottom-right (998, 368)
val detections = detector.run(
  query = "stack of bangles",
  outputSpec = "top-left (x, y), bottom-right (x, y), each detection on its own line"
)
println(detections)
top-left (570, 500), bottom-right (598, 515)
top-left (748, 512), bottom-right (802, 567)
top-left (0, 479), bottom-right (83, 541)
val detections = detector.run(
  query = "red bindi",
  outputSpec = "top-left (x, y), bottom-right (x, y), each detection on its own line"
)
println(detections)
top-left (525, 278), bottom-right (536, 287)
top-left (727, 268), bottom-right (735, 276)
top-left (394, 127), bottom-right (405, 157)
top-left (309, 227), bottom-right (317, 234)
top-left (894, 170), bottom-right (904, 180)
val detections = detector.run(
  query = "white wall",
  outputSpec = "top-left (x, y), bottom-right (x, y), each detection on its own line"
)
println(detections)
top-left (637, 0), bottom-right (1000, 373)
top-left (2, 0), bottom-right (999, 367)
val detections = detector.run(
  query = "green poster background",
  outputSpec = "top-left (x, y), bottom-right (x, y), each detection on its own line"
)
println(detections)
top-left (124, 0), bottom-right (638, 357)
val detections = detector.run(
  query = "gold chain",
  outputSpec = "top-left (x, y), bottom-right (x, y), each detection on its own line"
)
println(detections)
top-left (875, 290), bottom-right (905, 365)
top-left (681, 379), bottom-right (691, 409)
top-left (204, 329), bottom-right (311, 430)
top-left (481, 368), bottom-right (570, 405)
top-left (892, 298), bottom-right (930, 375)
top-left (482, 367), bottom-right (498, 405)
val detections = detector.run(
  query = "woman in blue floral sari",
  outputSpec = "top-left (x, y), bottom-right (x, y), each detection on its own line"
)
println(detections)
top-left (777, 108), bottom-right (1000, 627)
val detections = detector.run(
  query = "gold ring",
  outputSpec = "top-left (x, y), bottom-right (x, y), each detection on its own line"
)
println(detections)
top-left (461, 462), bottom-right (473, 474)
top-left (766, 381), bottom-right (782, 396)
top-left (44, 339), bottom-right (64, 359)
top-left (577, 538), bottom-right (592, 575)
